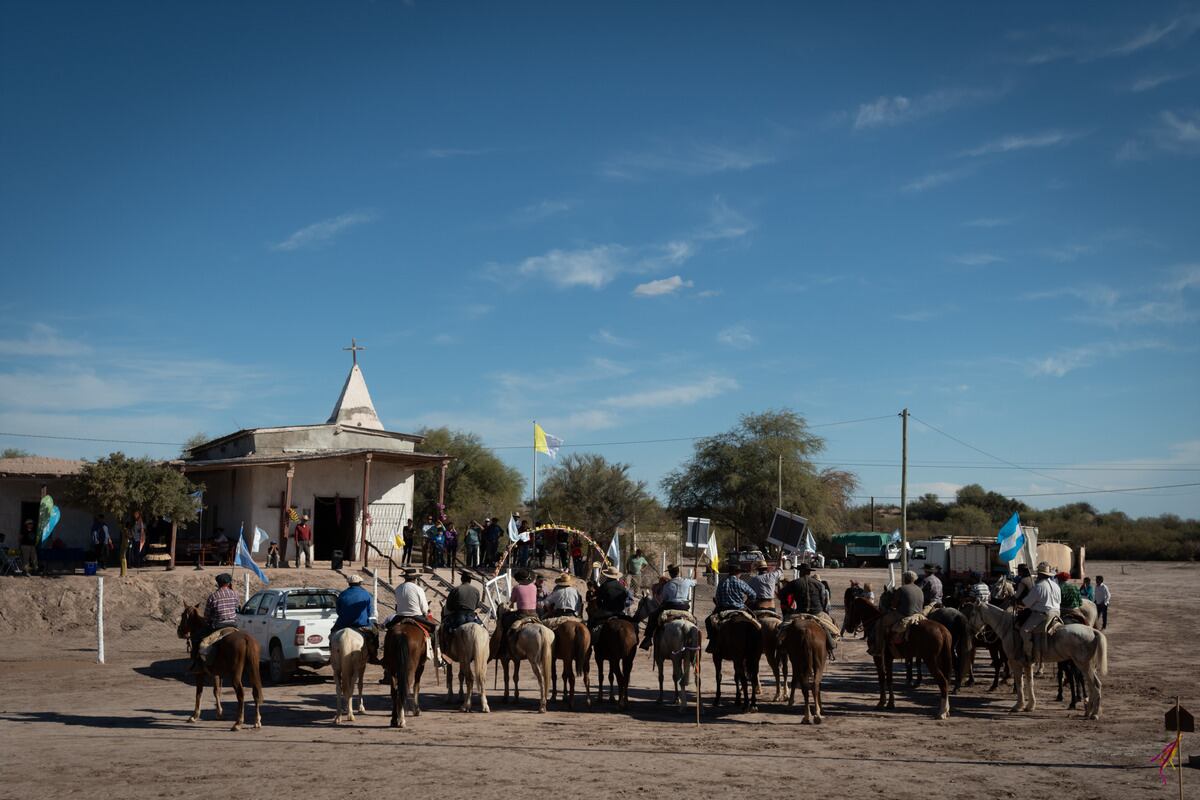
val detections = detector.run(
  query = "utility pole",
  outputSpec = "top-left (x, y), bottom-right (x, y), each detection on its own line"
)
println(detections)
top-left (900, 409), bottom-right (909, 573)
top-left (870, 496), bottom-right (875, 532)
top-left (777, 453), bottom-right (783, 510)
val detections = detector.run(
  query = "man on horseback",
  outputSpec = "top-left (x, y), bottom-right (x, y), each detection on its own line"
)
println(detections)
top-left (493, 569), bottom-right (540, 659)
top-left (704, 568), bottom-right (756, 653)
top-left (779, 563), bottom-right (837, 659)
top-left (443, 571), bottom-right (486, 634)
top-left (333, 574), bottom-right (379, 663)
top-left (191, 572), bottom-right (238, 670)
top-left (918, 563), bottom-right (943, 613)
top-left (745, 559), bottom-right (783, 611)
top-left (1019, 562), bottom-right (1061, 664)
top-left (590, 566), bottom-right (633, 627)
top-left (392, 567), bottom-right (442, 666)
top-left (1011, 562), bottom-right (1034, 606)
top-left (639, 564), bottom-right (695, 650)
top-left (543, 572), bottom-right (583, 619)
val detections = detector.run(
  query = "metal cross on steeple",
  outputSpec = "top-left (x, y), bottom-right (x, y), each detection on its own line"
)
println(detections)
top-left (343, 337), bottom-right (365, 366)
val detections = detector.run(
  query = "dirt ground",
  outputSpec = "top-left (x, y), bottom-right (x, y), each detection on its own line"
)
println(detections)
top-left (1, 560), bottom-right (1197, 800)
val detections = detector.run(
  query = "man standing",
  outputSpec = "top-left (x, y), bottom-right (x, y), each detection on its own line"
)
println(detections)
top-left (294, 514), bottom-right (314, 568)
top-left (19, 519), bottom-right (39, 575)
top-left (420, 515), bottom-right (435, 566)
top-left (639, 564), bottom-right (695, 650)
top-left (627, 548), bottom-right (649, 596)
top-left (332, 574), bottom-right (378, 662)
top-left (1019, 562), bottom-right (1061, 664)
top-left (482, 517), bottom-right (502, 568)
top-left (127, 510), bottom-right (147, 569)
top-left (91, 514), bottom-right (111, 568)
top-left (400, 519), bottom-right (415, 566)
top-left (918, 563), bottom-right (943, 613)
top-left (1094, 575), bottom-right (1110, 630)
top-left (464, 522), bottom-right (480, 568)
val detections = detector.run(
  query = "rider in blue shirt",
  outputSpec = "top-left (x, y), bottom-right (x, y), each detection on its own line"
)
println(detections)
top-left (333, 574), bottom-right (378, 662)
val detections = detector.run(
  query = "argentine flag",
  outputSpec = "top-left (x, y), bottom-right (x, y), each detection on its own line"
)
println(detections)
top-left (607, 529), bottom-right (621, 566)
top-left (236, 525), bottom-right (269, 585)
top-left (996, 512), bottom-right (1024, 563)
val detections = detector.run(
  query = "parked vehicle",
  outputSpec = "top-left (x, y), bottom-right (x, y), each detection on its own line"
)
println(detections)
top-left (908, 531), bottom-right (1082, 584)
top-left (831, 532), bottom-right (904, 567)
top-left (236, 587), bottom-right (340, 683)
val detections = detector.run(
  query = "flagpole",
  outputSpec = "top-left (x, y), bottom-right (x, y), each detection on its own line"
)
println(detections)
top-left (532, 421), bottom-right (537, 527)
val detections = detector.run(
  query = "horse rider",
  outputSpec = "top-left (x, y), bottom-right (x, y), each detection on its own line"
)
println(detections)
top-left (1011, 562), bottom-right (1035, 606)
top-left (542, 572), bottom-right (583, 619)
top-left (918, 563), bottom-right (943, 613)
top-left (493, 568), bottom-right (539, 659)
top-left (745, 559), bottom-right (783, 612)
top-left (392, 567), bottom-right (443, 666)
top-left (778, 563), bottom-right (837, 659)
top-left (442, 571), bottom-right (486, 641)
top-left (639, 564), bottom-right (696, 650)
top-left (1019, 562), bottom-right (1061, 664)
top-left (969, 571), bottom-right (991, 604)
top-left (590, 566), bottom-right (633, 630)
top-left (1056, 570), bottom-right (1085, 623)
top-left (871, 570), bottom-right (926, 654)
top-left (332, 574), bottom-right (379, 663)
top-left (191, 572), bottom-right (238, 669)
top-left (704, 567), bottom-right (755, 653)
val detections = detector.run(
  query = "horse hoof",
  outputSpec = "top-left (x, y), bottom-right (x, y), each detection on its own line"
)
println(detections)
top-left (813, 715), bottom-right (822, 724)
top-left (801, 717), bottom-right (811, 725)
top-left (539, 706), bottom-right (547, 714)
top-left (187, 716), bottom-right (198, 724)
top-left (230, 723), bottom-right (242, 732)
top-left (480, 704), bottom-right (490, 714)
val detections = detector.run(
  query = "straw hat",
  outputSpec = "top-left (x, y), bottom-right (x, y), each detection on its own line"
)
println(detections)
top-left (754, 559), bottom-right (769, 571)
top-left (601, 566), bottom-right (621, 580)
top-left (554, 573), bottom-right (573, 587)
top-left (347, 574), bottom-right (363, 585)
top-left (1035, 561), bottom-right (1054, 577)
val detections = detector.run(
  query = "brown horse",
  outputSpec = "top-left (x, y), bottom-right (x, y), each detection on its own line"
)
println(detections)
top-left (383, 620), bottom-right (423, 728)
top-left (546, 617), bottom-right (592, 709)
top-left (592, 618), bottom-right (638, 709)
top-left (176, 606), bottom-right (263, 731)
top-left (843, 596), bottom-right (953, 720)
top-left (710, 614), bottom-right (761, 712)
top-left (778, 616), bottom-right (827, 723)
top-left (755, 612), bottom-right (788, 702)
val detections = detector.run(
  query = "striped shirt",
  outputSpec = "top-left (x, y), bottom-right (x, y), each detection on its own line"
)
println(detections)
top-left (714, 575), bottom-right (754, 610)
top-left (205, 586), bottom-right (239, 626)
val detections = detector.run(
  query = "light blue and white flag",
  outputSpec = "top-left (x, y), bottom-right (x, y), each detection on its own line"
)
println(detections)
top-left (607, 529), bottom-right (621, 566)
top-left (996, 512), bottom-right (1024, 563)
top-left (889, 529), bottom-right (901, 544)
top-left (252, 526), bottom-right (269, 553)
top-left (236, 526), bottom-right (269, 585)
top-left (803, 529), bottom-right (818, 554)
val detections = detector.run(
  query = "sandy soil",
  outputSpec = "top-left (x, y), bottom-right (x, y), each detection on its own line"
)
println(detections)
top-left (0, 560), bottom-right (1196, 800)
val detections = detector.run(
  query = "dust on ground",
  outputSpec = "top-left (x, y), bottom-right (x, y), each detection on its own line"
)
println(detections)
top-left (0, 561), bottom-right (1196, 800)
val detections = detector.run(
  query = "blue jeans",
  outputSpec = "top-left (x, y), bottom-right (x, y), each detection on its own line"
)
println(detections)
top-left (1097, 603), bottom-right (1108, 628)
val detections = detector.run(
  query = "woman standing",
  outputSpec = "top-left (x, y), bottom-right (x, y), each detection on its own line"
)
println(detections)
top-left (444, 521), bottom-right (459, 568)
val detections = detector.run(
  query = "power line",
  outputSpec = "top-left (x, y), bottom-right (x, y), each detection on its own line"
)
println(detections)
top-left (851, 481), bottom-right (1200, 500)
top-left (0, 431), bottom-right (185, 447)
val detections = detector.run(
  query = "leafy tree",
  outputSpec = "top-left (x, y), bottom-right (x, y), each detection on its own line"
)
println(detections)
top-left (943, 504), bottom-right (992, 535)
top-left (181, 432), bottom-right (210, 458)
top-left (414, 427), bottom-right (524, 527)
top-left (2, 447), bottom-right (32, 458)
top-left (909, 492), bottom-right (948, 522)
top-left (661, 409), bottom-right (858, 546)
top-left (535, 453), bottom-right (649, 544)
top-left (955, 483), bottom-right (1028, 523)
top-left (69, 453), bottom-right (203, 576)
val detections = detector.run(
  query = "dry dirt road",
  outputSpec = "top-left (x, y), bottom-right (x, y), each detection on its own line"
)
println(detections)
top-left (1, 560), bottom-right (1196, 800)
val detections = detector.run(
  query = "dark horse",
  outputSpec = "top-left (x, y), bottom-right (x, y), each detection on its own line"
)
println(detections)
top-left (177, 606), bottom-right (263, 730)
top-left (383, 620), bottom-right (420, 728)
top-left (779, 616), bottom-right (827, 723)
top-left (710, 614), bottom-right (762, 712)
top-left (843, 596), bottom-right (953, 720)
top-left (591, 617), bottom-right (637, 709)
top-left (548, 617), bottom-right (592, 709)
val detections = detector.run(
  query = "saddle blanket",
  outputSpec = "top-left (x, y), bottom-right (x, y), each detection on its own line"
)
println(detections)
top-left (660, 609), bottom-right (696, 626)
top-left (510, 615), bottom-right (544, 634)
top-left (198, 626), bottom-right (238, 657)
top-left (543, 615), bottom-right (582, 632)
top-left (753, 608), bottom-right (783, 621)
top-left (714, 608), bottom-right (761, 630)
top-left (890, 613), bottom-right (925, 646)
top-left (783, 612), bottom-right (840, 639)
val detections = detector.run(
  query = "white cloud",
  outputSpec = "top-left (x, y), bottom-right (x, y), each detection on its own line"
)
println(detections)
top-left (697, 196), bottom-right (754, 240)
top-left (600, 143), bottom-right (773, 180)
top-left (602, 375), bottom-right (738, 410)
top-left (1015, 12), bottom-right (1200, 64)
top-left (695, 289), bottom-right (722, 298)
top-left (1154, 109), bottom-right (1200, 154)
top-left (422, 147), bottom-right (490, 159)
top-left (633, 275), bottom-right (693, 297)
top-left (852, 86), bottom-right (1003, 129)
top-left (1027, 279), bottom-right (1199, 327)
top-left (271, 211), bottom-right (377, 252)
top-left (544, 409), bottom-right (618, 432)
top-left (591, 329), bottom-right (635, 347)
top-left (0, 323), bottom-right (91, 357)
top-left (1027, 340), bottom-right (1169, 377)
top-left (1026, 285), bottom-right (1120, 308)
top-left (1041, 243), bottom-right (1095, 262)
top-left (508, 200), bottom-right (570, 226)
top-left (950, 252), bottom-right (1004, 267)
top-left (1164, 264), bottom-right (1200, 292)
top-left (902, 167), bottom-right (971, 193)
top-left (716, 325), bottom-right (756, 349)
top-left (1125, 73), bottom-right (1187, 93)
top-left (854, 95), bottom-right (913, 129)
top-left (1105, 13), bottom-right (1200, 57)
top-left (516, 245), bottom-right (631, 289)
top-left (960, 130), bottom-right (1077, 158)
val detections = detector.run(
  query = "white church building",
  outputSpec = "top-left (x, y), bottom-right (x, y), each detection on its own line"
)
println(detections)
top-left (178, 358), bottom-right (446, 566)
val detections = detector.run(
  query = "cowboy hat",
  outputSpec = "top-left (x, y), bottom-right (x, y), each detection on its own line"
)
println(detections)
top-left (554, 573), bottom-right (572, 586)
top-left (754, 559), bottom-right (769, 571)
top-left (402, 567), bottom-right (420, 578)
top-left (1035, 561), bottom-right (1054, 577)
top-left (347, 574), bottom-right (363, 585)
top-left (601, 566), bottom-right (621, 580)
top-left (922, 563), bottom-right (936, 571)
top-left (796, 563), bottom-right (812, 574)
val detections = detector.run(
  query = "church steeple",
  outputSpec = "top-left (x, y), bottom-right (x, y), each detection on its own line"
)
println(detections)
top-left (328, 346), bottom-right (384, 430)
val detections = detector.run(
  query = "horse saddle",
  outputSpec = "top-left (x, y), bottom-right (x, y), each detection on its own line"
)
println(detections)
top-left (784, 612), bottom-right (840, 639)
top-left (510, 614), bottom-right (542, 634)
top-left (660, 609), bottom-right (696, 626)
top-left (714, 608), bottom-right (761, 630)
top-left (889, 613), bottom-right (925, 646)
top-left (543, 615), bottom-right (582, 632)
top-left (753, 608), bottom-right (783, 621)
top-left (1061, 608), bottom-right (1088, 626)
top-left (198, 626), bottom-right (238, 655)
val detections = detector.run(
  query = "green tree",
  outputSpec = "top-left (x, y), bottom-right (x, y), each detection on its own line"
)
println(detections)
top-left (2, 447), bottom-right (32, 459)
top-left (910, 492), bottom-right (948, 522)
top-left (535, 453), bottom-right (649, 544)
top-left (69, 453), bottom-right (203, 576)
top-left (414, 427), bottom-right (524, 526)
top-left (943, 504), bottom-right (992, 535)
top-left (955, 483), bottom-right (1028, 523)
top-left (181, 433), bottom-right (210, 458)
top-left (661, 409), bottom-right (859, 546)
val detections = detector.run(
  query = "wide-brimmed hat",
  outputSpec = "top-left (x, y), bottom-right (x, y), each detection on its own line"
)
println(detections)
top-left (754, 559), bottom-right (769, 571)
top-left (301, 514), bottom-right (310, 521)
top-left (347, 574), bottom-right (363, 585)
top-left (402, 567), bottom-right (420, 578)
top-left (1035, 561), bottom-right (1054, 577)
top-left (601, 566), bottom-right (621, 580)
top-left (922, 563), bottom-right (936, 571)
top-left (796, 563), bottom-right (812, 574)
top-left (554, 573), bottom-right (573, 586)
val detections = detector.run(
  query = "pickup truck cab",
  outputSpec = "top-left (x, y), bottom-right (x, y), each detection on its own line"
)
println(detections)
top-left (236, 587), bottom-right (340, 683)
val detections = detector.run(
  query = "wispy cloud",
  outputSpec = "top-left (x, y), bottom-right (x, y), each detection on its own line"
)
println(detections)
top-left (1164, 264), bottom-right (1200, 292)
top-left (950, 252), bottom-right (1004, 267)
top-left (1154, 109), bottom-right (1200, 154)
top-left (271, 211), bottom-right (377, 252)
top-left (1015, 12), bottom-right (1200, 64)
top-left (591, 329), bottom-right (635, 347)
top-left (602, 375), bottom-right (738, 410)
top-left (963, 217), bottom-right (1014, 228)
top-left (894, 305), bottom-right (957, 323)
top-left (1124, 72), bottom-right (1188, 93)
top-left (852, 85), bottom-right (1004, 130)
top-left (633, 275), bottom-right (693, 297)
top-left (716, 325), bottom-right (756, 349)
top-left (1027, 274), bottom-right (1200, 327)
top-left (0, 323), bottom-right (91, 358)
top-left (507, 200), bottom-right (570, 226)
top-left (600, 142), bottom-right (773, 180)
top-left (1026, 285), bottom-right (1120, 308)
top-left (1026, 340), bottom-right (1170, 377)
top-left (422, 147), bottom-right (490, 159)
top-left (516, 245), bottom-right (631, 289)
top-left (903, 167), bottom-right (972, 193)
top-left (959, 130), bottom-right (1078, 158)
top-left (1041, 243), bottom-right (1095, 262)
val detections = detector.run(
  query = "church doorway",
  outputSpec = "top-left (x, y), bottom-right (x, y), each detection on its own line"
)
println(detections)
top-left (313, 496), bottom-right (357, 561)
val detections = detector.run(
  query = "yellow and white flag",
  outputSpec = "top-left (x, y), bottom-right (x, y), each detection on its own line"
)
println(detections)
top-left (706, 531), bottom-right (720, 573)
top-left (534, 423), bottom-right (563, 458)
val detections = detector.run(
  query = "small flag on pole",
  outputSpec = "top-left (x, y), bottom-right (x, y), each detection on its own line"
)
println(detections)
top-left (534, 424), bottom-right (563, 458)
top-left (394, 530), bottom-right (405, 550)
top-left (803, 529), bottom-right (817, 554)
top-left (607, 529), bottom-right (621, 566)
top-left (236, 528), bottom-right (269, 585)
top-left (706, 530), bottom-right (720, 574)
top-left (996, 512), bottom-right (1024, 562)
top-left (889, 529), bottom-right (901, 544)
top-left (508, 513), bottom-right (528, 543)
top-left (252, 526), bottom-right (269, 554)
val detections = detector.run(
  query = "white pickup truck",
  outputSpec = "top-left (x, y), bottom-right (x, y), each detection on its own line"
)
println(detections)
top-left (236, 587), bottom-right (340, 683)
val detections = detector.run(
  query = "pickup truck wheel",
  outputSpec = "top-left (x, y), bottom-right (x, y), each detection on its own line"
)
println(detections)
top-left (268, 641), bottom-right (287, 684)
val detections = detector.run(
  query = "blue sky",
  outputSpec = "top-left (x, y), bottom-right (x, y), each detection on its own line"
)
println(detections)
top-left (2, 2), bottom-right (1198, 519)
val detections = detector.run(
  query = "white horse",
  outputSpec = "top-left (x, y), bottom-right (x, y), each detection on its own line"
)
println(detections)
top-left (501, 621), bottom-right (555, 713)
top-left (967, 602), bottom-right (1108, 719)
top-left (329, 628), bottom-right (367, 724)
top-left (654, 616), bottom-right (702, 712)
top-left (443, 622), bottom-right (491, 713)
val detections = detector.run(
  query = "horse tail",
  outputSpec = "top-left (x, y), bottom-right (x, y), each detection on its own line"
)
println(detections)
top-left (1093, 629), bottom-right (1108, 676)
top-left (573, 625), bottom-right (589, 677)
top-left (940, 628), bottom-right (954, 684)
top-left (395, 631), bottom-right (411, 707)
